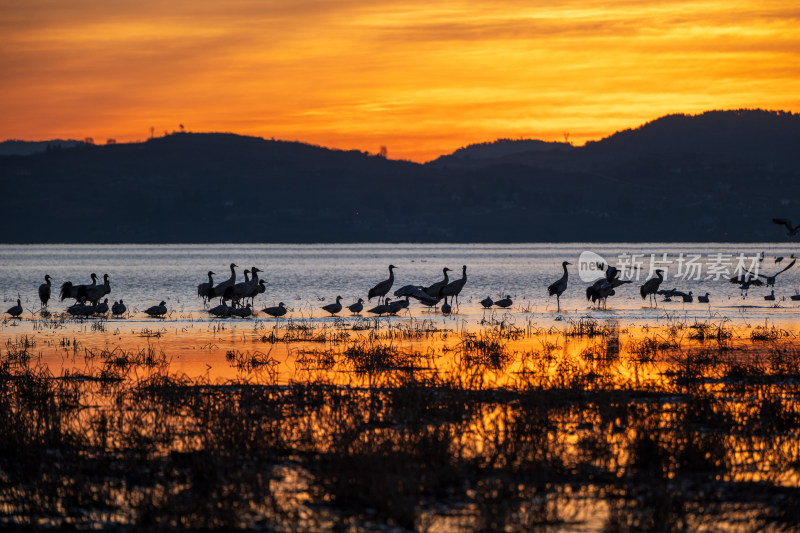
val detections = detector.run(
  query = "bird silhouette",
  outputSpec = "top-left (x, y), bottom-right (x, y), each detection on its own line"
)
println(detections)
top-left (773, 218), bottom-right (800, 236)
top-left (441, 265), bottom-right (467, 308)
top-left (367, 298), bottom-right (393, 316)
top-left (494, 295), bottom-right (513, 308)
top-left (321, 295), bottom-right (343, 316)
top-left (262, 302), bottom-right (287, 318)
top-left (5, 299), bottom-right (23, 318)
top-left (748, 258), bottom-right (796, 287)
top-left (38, 275), bottom-right (52, 308)
top-left (197, 271), bottom-right (215, 306)
top-left (144, 301), bottom-right (167, 318)
top-left (112, 300), bottom-right (127, 317)
top-left (209, 263), bottom-right (238, 301)
top-left (639, 270), bottom-right (664, 307)
top-left (547, 261), bottom-right (571, 312)
top-left (425, 267), bottom-right (451, 299)
top-left (348, 298), bottom-right (364, 315)
top-left (368, 265), bottom-right (397, 303)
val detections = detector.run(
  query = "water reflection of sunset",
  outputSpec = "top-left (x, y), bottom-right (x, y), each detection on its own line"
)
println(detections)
top-left (3, 313), bottom-right (800, 528)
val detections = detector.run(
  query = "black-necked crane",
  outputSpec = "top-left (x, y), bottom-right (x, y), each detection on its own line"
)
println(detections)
top-left (210, 263), bottom-right (238, 301)
top-left (6, 299), bottom-right (23, 318)
top-left (321, 295), bottom-right (343, 316)
top-left (198, 271), bottom-right (215, 306)
top-left (368, 265), bottom-right (397, 303)
top-left (424, 267), bottom-right (451, 299)
top-left (60, 273), bottom-right (96, 302)
top-left (547, 261), bottom-right (571, 312)
top-left (38, 275), bottom-right (52, 308)
top-left (697, 293), bottom-right (710, 303)
top-left (84, 274), bottom-right (111, 305)
top-left (441, 265), bottom-right (467, 308)
top-left (764, 290), bottom-right (776, 301)
top-left (773, 218), bottom-right (800, 236)
top-left (752, 258), bottom-right (796, 287)
top-left (657, 288), bottom-right (680, 302)
top-left (395, 284), bottom-right (440, 306)
top-left (639, 269), bottom-right (664, 307)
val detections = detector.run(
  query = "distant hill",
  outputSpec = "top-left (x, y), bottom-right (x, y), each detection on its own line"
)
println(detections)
top-left (2, 109), bottom-right (799, 243)
top-left (0, 139), bottom-right (85, 156)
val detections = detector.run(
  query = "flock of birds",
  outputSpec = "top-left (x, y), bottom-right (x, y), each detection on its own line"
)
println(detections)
top-left (5, 238), bottom-right (800, 321)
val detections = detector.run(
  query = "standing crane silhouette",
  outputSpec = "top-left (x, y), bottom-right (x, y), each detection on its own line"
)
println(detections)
top-left (547, 261), bottom-right (571, 312)
top-left (368, 265), bottom-right (397, 303)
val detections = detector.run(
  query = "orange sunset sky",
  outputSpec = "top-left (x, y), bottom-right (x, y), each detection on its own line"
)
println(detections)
top-left (2, 0), bottom-right (799, 162)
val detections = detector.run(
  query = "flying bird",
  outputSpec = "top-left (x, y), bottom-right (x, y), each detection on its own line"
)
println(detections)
top-left (749, 258), bottom-right (796, 287)
top-left (773, 218), bottom-right (800, 236)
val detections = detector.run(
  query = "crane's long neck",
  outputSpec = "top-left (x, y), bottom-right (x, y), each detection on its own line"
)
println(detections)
top-left (443, 270), bottom-right (449, 283)
top-left (228, 265), bottom-right (236, 284)
top-left (388, 267), bottom-right (394, 283)
top-left (208, 272), bottom-right (214, 284)
top-left (561, 264), bottom-right (569, 281)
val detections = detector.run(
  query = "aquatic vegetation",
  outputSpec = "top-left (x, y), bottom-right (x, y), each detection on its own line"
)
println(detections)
top-left (1, 315), bottom-right (800, 530)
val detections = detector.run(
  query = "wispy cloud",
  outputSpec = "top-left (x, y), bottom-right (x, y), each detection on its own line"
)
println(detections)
top-left (1, 0), bottom-right (798, 160)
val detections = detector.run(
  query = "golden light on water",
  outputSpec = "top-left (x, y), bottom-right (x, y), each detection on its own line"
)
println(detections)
top-left (2, 0), bottom-right (799, 161)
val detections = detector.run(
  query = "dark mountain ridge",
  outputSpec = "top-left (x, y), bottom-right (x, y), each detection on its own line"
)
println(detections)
top-left (2, 109), bottom-right (798, 243)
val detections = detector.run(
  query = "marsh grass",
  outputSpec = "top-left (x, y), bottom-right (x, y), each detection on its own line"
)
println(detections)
top-left (565, 317), bottom-right (613, 337)
top-left (2, 321), bottom-right (800, 530)
top-left (750, 323), bottom-right (792, 342)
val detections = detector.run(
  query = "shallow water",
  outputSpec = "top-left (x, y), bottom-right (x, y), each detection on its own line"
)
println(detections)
top-left (1, 242), bottom-right (798, 327)
top-left (3, 244), bottom-right (800, 530)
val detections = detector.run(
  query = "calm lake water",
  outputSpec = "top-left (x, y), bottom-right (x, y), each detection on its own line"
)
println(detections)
top-left (1, 242), bottom-right (798, 326)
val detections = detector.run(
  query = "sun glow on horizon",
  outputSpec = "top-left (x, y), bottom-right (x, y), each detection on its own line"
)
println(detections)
top-left (1, 0), bottom-right (799, 161)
